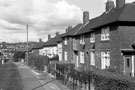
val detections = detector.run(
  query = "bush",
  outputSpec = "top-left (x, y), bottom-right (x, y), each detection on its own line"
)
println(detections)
top-left (28, 54), bottom-right (49, 71)
top-left (55, 63), bottom-right (135, 90)
top-left (49, 55), bottom-right (59, 61)
top-left (13, 51), bottom-right (25, 62)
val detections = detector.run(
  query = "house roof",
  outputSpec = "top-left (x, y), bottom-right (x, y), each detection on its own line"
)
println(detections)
top-left (28, 42), bottom-right (46, 52)
top-left (32, 42), bottom-right (46, 49)
top-left (61, 24), bottom-right (83, 37)
top-left (44, 33), bottom-right (65, 47)
top-left (76, 17), bottom-right (100, 35)
top-left (76, 3), bottom-right (135, 35)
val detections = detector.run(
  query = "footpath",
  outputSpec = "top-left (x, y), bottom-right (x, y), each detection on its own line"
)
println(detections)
top-left (16, 62), bottom-right (70, 90)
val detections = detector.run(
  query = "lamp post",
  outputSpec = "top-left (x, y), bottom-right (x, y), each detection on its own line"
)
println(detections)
top-left (26, 25), bottom-right (29, 65)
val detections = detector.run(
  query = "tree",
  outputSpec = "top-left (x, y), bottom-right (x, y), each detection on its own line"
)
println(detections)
top-left (13, 51), bottom-right (25, 62)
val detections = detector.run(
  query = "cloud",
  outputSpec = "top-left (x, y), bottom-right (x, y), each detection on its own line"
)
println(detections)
top-left (0, 0), bottom-right (82, 42)
top-left (102, 0), bottom-right (135, 3)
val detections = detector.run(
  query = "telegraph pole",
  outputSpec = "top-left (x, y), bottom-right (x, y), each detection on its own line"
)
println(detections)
top-left (26, 25), bottom-right (29, 65)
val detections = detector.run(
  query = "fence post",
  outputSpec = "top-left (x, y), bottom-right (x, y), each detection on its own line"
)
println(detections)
top-left (73, 69), bottom-right (74, 90)
top-left (88, 75), bottom-right (90, 90)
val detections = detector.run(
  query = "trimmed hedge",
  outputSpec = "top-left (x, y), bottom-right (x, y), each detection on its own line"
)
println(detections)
top-left (55, 63), bottom-right (135, 90)
top-left (28, 54), bottom-right (49, 71)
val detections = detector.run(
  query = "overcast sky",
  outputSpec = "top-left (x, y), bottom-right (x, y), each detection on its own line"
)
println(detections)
top-left (0, 0), bottom-right (134, 43)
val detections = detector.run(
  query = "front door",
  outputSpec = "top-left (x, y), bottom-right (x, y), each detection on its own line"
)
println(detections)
top-left (125, 56), bottom-right (132, 76)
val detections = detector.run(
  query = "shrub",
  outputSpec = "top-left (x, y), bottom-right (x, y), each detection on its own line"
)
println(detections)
top-left (28, 54), bottom-right (49, 71)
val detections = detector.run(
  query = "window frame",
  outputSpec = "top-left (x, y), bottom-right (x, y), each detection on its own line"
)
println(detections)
top-left (64, 37), bottom-right (67, 45)
top-left (64, 51), bottom-right (67, 61)
top-left (101, 51), bottom-right (110, 69)
top-left (101, 27), bottom-right (110, 41)
top-left (80, 35), bottom-right (85, 44)
top-left (90, 33), bottom-right (95, 43)
top-left (90, 51), bottom-right (95, 66)
top-left (80, 52), bottom-right (84, 64)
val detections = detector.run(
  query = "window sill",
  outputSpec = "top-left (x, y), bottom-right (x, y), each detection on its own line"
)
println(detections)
top-left (90, 41), bottom-right (95, 44)
top-left (80, 62), bottom-right (85, 64)
top-left (101, 40), bottom-right (110, 42)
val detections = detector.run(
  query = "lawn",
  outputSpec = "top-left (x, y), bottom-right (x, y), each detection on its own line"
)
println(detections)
top-left (0, 62), bottom-right (23, 90)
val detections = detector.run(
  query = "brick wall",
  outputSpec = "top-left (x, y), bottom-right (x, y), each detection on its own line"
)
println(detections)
top-left (119, 26), bottom-right (135, 73)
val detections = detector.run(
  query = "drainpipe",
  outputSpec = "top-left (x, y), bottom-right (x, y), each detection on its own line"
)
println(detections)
top-left (123, 56), bottom-right (125, 75)
top-left (132, 55), bottom-right (134, 77)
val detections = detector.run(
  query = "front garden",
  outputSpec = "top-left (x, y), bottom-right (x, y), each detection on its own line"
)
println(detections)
top-left (49, 63), bottom-right (135, 90)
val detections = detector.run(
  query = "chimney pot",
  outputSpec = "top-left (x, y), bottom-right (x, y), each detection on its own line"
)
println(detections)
top-left (56, 32), bottom-right (59, 36)
top-left (83, 11), bottom-right (89, 24)
top-left (116, 0), bottom-right (125, 8)
top-left (66, 26), bottom-right (72, 33)
top-left (48, 34), bottom-right (51, 40)
top-left (39, 38), bottom-right (42, 42)
top-left (106, 0), bottom-right (115, 11)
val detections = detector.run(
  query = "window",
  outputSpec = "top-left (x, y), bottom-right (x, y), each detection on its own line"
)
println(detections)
top-left (80, 52), bottom-right (84, 64)
top-left (64, 51), bottom-right (67, 61)
top-left (90, 52), bottom-right (95, 65)
top-left (64, 38), bottom-right (67, 45)
top-left (126, 58), bottom-right (130, 67)
top-left (101, 51), bottom-right (110, 69)
top-left (90, 33), bottom-right (95, 43)
top-left (80, 35), bottom-right (85, 44)
top-left (101, 27), bottom-right (110, 41)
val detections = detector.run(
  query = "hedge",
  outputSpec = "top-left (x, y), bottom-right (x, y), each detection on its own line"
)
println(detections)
top-left (55, 63), bottom-right (135, 90)
top-left (28, 54), bottom-right (49, 71)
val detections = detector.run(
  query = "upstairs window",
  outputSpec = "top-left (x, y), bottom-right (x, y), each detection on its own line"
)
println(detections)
top-left (64, 38), bottom-right (67, 45)
top-left (90, 33), bottom-right (95, 43)
top-left (101, 27), bottom-right (110, 41)
top-left (80, 35), bottom-right (85, 44)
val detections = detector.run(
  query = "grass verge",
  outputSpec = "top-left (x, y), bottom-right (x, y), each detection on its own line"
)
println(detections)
top-left (0, 62), bottom-right (23, 90)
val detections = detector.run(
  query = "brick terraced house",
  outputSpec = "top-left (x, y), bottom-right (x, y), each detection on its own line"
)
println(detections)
top-left (37, 0), bottom-right (135, 77)
top-left (73, 0), bottom-right (135, 77)
top-left (61, 24), bottom-right (83, 65)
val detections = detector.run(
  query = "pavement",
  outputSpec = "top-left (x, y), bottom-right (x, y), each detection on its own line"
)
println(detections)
top-left (15, 62), bottom-right (70, 90)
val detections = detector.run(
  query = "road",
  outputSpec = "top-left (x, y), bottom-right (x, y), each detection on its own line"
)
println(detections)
top-left (16, 63), bottom-right (59, 90)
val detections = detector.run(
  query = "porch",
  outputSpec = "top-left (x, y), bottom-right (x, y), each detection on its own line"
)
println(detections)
top-left (121, 49), bottom-right (135, 77)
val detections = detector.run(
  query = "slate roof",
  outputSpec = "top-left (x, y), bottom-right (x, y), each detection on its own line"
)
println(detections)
top-left (44, 33), bottom-right (65, 47)
top-left (76, 3), bottom-right (135, 35)
top-left (61, 24), bottom-right (83, 37)
top-left (28, 42), bottom-right (46, 52)
top-left (76, 17), bottom-right (100, 35)
top-left (29, 33), bottom-right (65, 50)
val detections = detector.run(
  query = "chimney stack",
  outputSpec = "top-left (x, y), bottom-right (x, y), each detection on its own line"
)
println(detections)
top-left (106, 0), bottom-right (115, 11)
top-left (66, 26), bottom-right (72, 32)
top-left (39, 38), bottom-right (42, 42)
top-left (56, 32), bottom-right (59, 36)
top-left (83, 11), bottom-right (89, 24)
top-left (48, 34), bottom-right (51, 40)
top-left (116, 0), bottom-right (125, 8)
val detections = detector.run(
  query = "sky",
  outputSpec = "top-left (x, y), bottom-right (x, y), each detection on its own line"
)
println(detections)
top-left (0, 0), bottom-right (134, 43)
